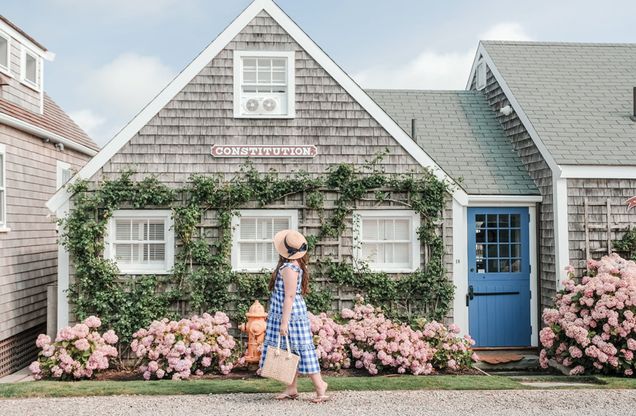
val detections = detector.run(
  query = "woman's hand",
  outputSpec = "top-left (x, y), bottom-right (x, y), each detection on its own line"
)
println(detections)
top-left (280, 322), bottom-right (289, 336)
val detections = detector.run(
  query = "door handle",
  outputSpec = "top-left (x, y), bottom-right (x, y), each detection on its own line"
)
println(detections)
top-left (466, 285), bottom-right (475, 306)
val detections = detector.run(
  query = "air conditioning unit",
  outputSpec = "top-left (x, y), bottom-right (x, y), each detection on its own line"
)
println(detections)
top-left (241, 94), bottom-right (286, 116)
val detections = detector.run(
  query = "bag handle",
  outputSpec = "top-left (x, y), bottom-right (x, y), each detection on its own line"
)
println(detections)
top-left (275, 334), bottom-right (293, 358)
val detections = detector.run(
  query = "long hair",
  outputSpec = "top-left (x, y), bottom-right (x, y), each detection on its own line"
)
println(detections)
top-left (269, 253), bottom-right (310, 295)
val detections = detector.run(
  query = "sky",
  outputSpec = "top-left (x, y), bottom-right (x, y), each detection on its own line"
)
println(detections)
top-left (3, 0), bottom-right (636, 147)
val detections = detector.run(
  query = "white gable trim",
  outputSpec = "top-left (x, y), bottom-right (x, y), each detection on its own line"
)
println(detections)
top-left (467, 44), bottom-right (560, 174)
top-left (47, 0), bottom-right (466, 213)
top-left (560, 165), bottom-right (636, 179)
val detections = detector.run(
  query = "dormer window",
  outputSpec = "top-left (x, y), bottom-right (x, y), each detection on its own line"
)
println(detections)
top-left (0, 33), bottom-right (9, 74)
top-left (21, 48), bottom-right (40, 89)
top-left (233, 51), bottom-right (295, 118)
top-left (475, 59), bottom-right (487, 91)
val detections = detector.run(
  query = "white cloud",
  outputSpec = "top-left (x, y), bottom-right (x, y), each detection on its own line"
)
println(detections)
top-left (353, 22), bottom-right (533, 90)
top-left (68, 109), bottom-right (106, 138)
top-left (81, 53), bottom-right (175, 117)
top-left (74, 52), bottom-right (176, 145)
top-left (354, 50), bottom-right (474, 90)
top-left (480, 22), bottom-right (533, 41)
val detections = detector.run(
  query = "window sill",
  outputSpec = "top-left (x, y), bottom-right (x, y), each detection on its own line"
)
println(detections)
top-left (115, 269), bottom-right (172, 275)
top-left (0, 227), bottom-right (11, 233)
top-left (233, 113), bottom-right (296, 120)
top-left (19, 78), bottom-right (41, 93)
top-left (232, 267), bottom-right (276, 273)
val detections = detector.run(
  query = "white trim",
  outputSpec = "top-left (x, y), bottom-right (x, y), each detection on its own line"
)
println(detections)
top-left (559, 165), bottom-right (636, 179)
top-left (553, 177), bottom-right (569, 289)
top-left (56, 201), bottom-right (70, 330)
top-left (46, 0), bottom-right (467, 213)
top-left (451, 199), bottom-right (468, 336)
top-left (0, 19), bottom-right (49, 59)
top-left (0, 112), bottom-right (97, 156)
top-left (528, 205), bottom-right (538, 347)
top-left (0, 143), bottom-right (6, 229)
top-left (352, 209), bottom-right (421, 273)
top-left (56, 160), bottom-right (71, 190)
top-left (20, 46), bottom-right (42, 92)
top-left (475, 59), bottom-right (486, 91)
top-left (104, 210), bottom-right (175, 275)
top-left (233, 50), bottom-right (296, 118)
top-left (466, 194), bottom-right (543, 205)
top-left (0, 31), bottom-right (11, 77)
top-left (453, 202), bottom-right (539, 346)
top-left (231, 209), bottom-right (298, 272)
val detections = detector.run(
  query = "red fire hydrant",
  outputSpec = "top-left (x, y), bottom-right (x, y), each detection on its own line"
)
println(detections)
top-left (239, 300), bottom-right (268, 364)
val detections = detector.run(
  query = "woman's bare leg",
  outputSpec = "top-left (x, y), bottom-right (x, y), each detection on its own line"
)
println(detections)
top-left (275, 373), bottom-right (299, 398)
top-left (308, 372), bottom-right (328, 400)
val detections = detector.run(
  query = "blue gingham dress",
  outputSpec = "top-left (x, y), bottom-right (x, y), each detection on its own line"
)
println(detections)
top-left (259, 262), bottom-right (321, 374)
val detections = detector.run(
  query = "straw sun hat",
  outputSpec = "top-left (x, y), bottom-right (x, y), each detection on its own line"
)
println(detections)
top-left (273, 229), bottom-right (308, 260)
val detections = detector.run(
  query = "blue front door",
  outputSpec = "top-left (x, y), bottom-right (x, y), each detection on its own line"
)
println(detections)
top-left (467, 207), bottom-right (531, 347)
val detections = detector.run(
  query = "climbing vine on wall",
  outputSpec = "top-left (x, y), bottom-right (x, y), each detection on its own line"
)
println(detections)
top-left (60, 157), bottom-right (453, 344)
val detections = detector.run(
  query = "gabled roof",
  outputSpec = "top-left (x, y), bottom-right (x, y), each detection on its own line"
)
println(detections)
top-left (368, 89), bottom-right (539, 195)
top-left (478, 41), bottom-right (636, 166)
top-left (0, 94), bottom-right (99, 152)
top-left (47, 0), bottom-right (468, 212)
top-left (0, 15), bottom-right (47, 51)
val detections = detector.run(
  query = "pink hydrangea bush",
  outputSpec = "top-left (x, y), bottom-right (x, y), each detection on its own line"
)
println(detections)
top-left (308, 312), bottom-right (351, 370)
top-left (29, 316), bottom-right (118, 380)
top-left (343, 302), bottom-right (435, 375)
top-left (539, 254), bottom-right (636, 376)
top-left (309, 297), bottom-right (476, 375)
top-left (132, 312), bottom-right (242, 380)
top-left (420, 321), bottom-right (477, 371)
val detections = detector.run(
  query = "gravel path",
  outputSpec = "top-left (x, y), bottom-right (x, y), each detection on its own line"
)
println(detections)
top-left (1, 390), bottom-right (635, 416)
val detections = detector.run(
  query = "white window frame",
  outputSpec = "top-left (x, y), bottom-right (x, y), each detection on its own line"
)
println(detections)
top-left (20, 46), bottom-right (41, 91)
top-left (353, 210), bottom-right (421, 273)
top-left (231, 209), bottom-right (298, 272)
top-left (104, 210), bottom-right (174, 275)
top-left (475, 59), bottom-right (486, 91)
top-left (56, 160), bottom-right (71, 190)
top-left (233, 50), bottom-right (295, 119)
top-left (0, 31), bottom-right (11, 76)
top-left (0, 144), bottom-right (7, 231)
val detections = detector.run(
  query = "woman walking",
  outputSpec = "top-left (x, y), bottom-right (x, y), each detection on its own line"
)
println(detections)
top-left (259, 229), bottom-right (329, 403)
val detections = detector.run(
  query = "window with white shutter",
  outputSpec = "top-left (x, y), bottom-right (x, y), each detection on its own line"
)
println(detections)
top-left (0, 32), bottom-right (9, 74)
top-left (231, 209), bottom-right (298, 271)
top-left (233, 50), bottom-right (295, 118)
top-left (56, 161), bottom-right (72, 190)
top-left (104, 210), bottom-right (174, 274)
top-left (475, 59), bottom-right (486, 91)
top-left (353, 210), bottom-right (420, 272)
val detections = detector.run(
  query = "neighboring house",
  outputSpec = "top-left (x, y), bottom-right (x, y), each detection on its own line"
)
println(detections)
top-left (0, 16), bottom-right (98, 376)
top-left (46, 0), bottom-right (636, 351)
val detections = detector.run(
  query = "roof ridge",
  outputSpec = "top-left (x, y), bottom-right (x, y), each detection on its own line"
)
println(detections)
top-left (481, 40), bottom-right (636, 47)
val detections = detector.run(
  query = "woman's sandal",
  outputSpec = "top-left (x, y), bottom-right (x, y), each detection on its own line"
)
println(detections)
top-left (274, 392), bottom-right (299, 400)
top-left (310, 395), bottom-right (330, 403)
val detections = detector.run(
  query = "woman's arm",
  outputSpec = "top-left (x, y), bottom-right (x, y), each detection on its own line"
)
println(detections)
top-left (279, 266), bottom-right (299, 336)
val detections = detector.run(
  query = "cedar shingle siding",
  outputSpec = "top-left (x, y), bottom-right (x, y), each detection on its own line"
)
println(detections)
top-left (0, 128), bottom-right (89, 376)
top-left (567, 178), bottom-right (636, 274)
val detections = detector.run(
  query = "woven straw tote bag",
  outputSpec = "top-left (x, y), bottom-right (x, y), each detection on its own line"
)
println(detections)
top-left (261, 335), bottom-right (299, 385)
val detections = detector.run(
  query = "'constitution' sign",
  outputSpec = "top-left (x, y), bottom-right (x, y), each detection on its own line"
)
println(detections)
top-left (210, 145), bottom-right (318, 158)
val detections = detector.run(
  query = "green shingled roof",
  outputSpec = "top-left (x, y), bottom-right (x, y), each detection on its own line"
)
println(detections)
top-left (482, 41), bottom-right (636, 166)
top-left (367, 89), bottom-right (539, 196)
